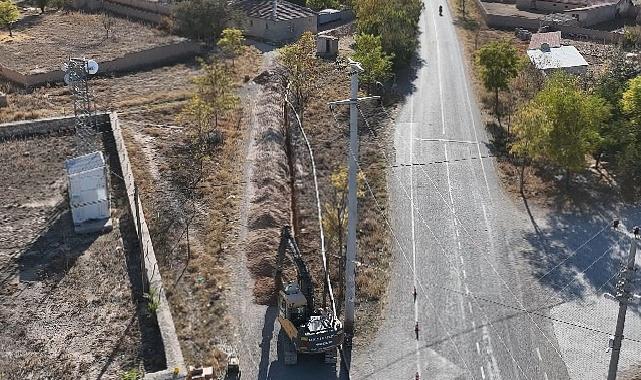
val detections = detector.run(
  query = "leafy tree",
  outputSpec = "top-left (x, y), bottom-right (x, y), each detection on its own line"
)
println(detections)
top-left (35, 0), bottom-right (48, 13)
top-left (278, 31), bottom-right (319, 124)
top-left (49, 0), bottom-right (69, 9)
top-left (172, 0), bottom-right (239, 41)
top-left (217, 28), bottom-right (244, 65)
top-left (511, 73), bottom-right (610, 187)
top-left (352, 33), bottom-right (394, 94)
top-left (617, 76), bottom-right (641, 197)
top-left (307, 0), bottom-right (340, 10)
top-left (322, 166), bottom-right (365, 314)
top-left (0, 0), bottom-right (20, 37)
top-left (354, 0), bottom-right (423, 65)
top-left (194, 60), bottom-right (239, 129)
top-left (476, 40), bottom-right (520, 126)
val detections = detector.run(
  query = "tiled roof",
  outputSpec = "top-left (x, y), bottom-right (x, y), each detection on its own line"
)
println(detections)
top-left (528, 31), bottom-right (562, 50)
top-left (234, 0), bottom-right (317, 21)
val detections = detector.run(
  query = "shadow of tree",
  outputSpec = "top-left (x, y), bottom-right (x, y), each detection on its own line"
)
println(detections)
top-left (521, 199), bottom-right (641, 314)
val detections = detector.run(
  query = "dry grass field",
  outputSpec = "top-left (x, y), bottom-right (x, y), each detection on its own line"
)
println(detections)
top-left (0, 11), bottom-right (182, 73)
top-left (0, 131), bottom-right (165, 378)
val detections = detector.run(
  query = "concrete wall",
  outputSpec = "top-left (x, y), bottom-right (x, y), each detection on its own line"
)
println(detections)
top-left (0, 114), bottom-right (78, 140)
top-left (73, 0), bottom-right (171, 23)
top-left (0, 41), bottom-right (201, 88)
top-left (568, 4), bottom-right (617, 26)
top-left (243, 15), bottom-right (318, 42)
top-left (318, 9), bottom-right (354, 24)
top-left (521, 0), bottom-right (584, 12)
top-left (109, 112), bottom-right (185, 377)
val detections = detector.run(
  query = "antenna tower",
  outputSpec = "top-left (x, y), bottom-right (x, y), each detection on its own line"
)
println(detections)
top-left (64, 58), bottom-right (98, 155)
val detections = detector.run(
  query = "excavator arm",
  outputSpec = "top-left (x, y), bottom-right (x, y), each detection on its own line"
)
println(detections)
top-left (275, 226), bottom-right (314, 313)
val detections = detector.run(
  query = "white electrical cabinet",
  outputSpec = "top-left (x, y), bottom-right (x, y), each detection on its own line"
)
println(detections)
top-left (65, 151), bottom-right (110, 228)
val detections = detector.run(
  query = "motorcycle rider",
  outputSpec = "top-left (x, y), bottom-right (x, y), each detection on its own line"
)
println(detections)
top-left (439, 5), bottom-right (443, 15)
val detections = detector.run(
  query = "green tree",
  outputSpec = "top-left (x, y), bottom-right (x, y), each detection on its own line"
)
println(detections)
top-left (172, 0), bottom-right (239, 41)
top-left (352, 33), bottom-right (394, 94)
top-left (511, 73), bottom-right (610, 187)
top-left (35, 0), bottom-right (48, 13)
top-left (49, 0), bottom-right (68, 9)
top-left (307, 0), bottom-right (340, 10)
top-left (194, 60), bottom-right (239, 129)
top-left (217, 28), bottom-right (245, 65)
top-left (617, 76), bottom-right (641, 197)
top-left (476, 40), bottom-right (520, 126)
top-left (278, 31), bottom-right (319, 124)
top-left (322, 166), bottom-right (364, 314)
top-left (0, 0), bottom-right (20, 37)
top-left (354, 0), bottom-right (423, 65)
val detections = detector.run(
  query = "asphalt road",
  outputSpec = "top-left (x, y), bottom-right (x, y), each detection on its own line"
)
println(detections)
top-left (351, 2), bottom-right (573, 379)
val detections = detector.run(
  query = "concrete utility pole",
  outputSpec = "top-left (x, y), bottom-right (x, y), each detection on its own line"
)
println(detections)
top-left (328, 59), bottom-right (380, 338)
top-left (606, 225), bottom-right (640, 380)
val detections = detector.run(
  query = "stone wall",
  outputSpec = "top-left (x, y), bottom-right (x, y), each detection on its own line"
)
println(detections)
top-left (1, 41), bottom-right (202, 88)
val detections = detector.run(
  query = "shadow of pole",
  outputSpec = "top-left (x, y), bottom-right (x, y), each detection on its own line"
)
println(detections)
top-left (257, 305), bottom-right (278, 380)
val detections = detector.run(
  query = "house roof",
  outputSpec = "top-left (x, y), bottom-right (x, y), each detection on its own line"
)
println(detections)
top-left (234, 0), bottom-right (317, 21)
top-left (528, 31), bottom-right (562, 50)
top-left (527, 45), bottom-right (588, 70)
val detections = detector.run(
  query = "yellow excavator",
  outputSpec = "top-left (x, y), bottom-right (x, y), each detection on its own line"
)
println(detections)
top-left (274, 226), bottom-right (344, 365)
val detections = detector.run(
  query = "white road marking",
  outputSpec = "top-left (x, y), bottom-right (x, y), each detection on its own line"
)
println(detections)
top-left (414, 137), bottom-right (480, 144)
top-left (536, 347), bottom-right (542, 362)
top-left (460, 256), bottom-right (465, 266)
top-left (481, 365), bottom-right (486, 379)
top-left (472, 320), bottom-right (477, 331)
top-left (410, 99), bottom-right (421, 379)
top-left (458, 241), bottom-right (462, 249)
top-left (462, 269), bottom-right (467, 279)
top-left (476, 341), bottom-right (482, 355)
top-left (465, 284), bottom-right (470, 294)
top-left (468, 301), bottom-right (473, 313)
top-left (544, 372), bottom-right (549, 380)
top-left (482, 326), bottom-right (503, 380)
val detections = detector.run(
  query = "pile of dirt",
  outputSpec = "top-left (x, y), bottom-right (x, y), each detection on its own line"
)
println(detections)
top-left (245, 81), bottom-right (292, 305)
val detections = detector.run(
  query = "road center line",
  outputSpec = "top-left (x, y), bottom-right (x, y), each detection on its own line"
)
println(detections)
top-left (410, 92), bottom-right (421, 380)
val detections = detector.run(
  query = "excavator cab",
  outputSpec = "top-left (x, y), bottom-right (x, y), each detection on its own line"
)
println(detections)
top-left (279, 282), bottom-right (308, 326)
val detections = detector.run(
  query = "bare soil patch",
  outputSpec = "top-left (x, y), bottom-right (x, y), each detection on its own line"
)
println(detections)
top-left (0, 131), bottom-right (164, 378)
top-left (0, 11), bottom-right (182, 73)
top-left (1, 46), bottom-right (263, 372)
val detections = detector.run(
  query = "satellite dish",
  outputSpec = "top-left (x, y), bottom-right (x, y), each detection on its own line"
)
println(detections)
top-left (86, 60), bottom-right (99, 75)
top-left (64, 71), bottom-right (72, 85)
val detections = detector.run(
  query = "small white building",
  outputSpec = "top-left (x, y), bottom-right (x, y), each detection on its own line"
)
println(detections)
top-left (235, 0), bottom-right (318, 43)
top-left (527, 42), bottom-right (589, 75)
top-left (317, 34), bottom-right (339, 56)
